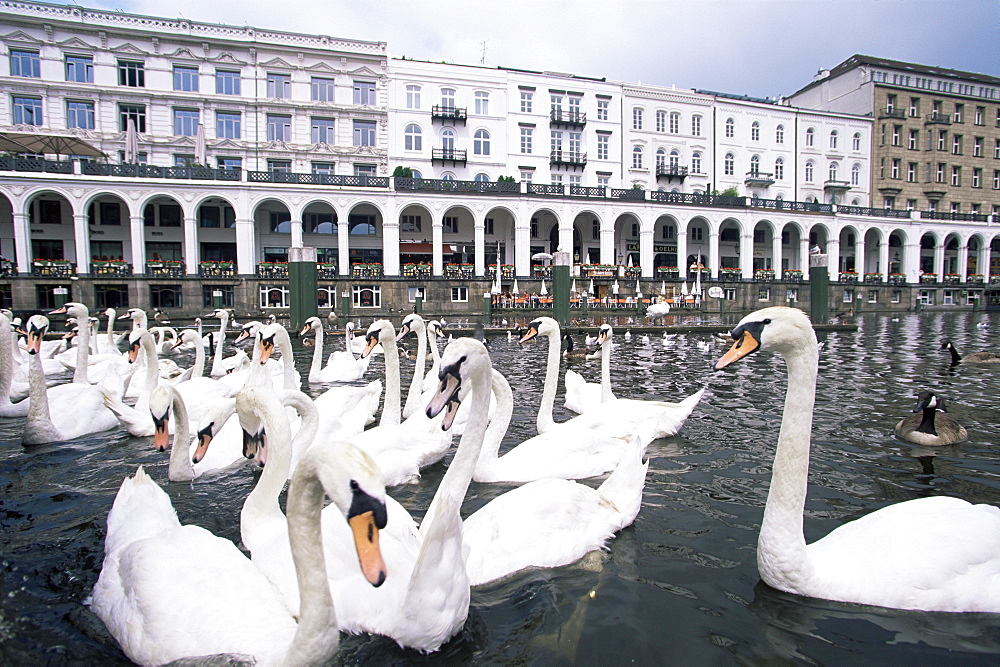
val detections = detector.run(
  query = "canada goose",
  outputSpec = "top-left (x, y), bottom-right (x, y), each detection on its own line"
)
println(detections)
top-left (561, 332), bottom-right (589, 360)
top-left (940, 340), bottom-right (1000, 365)
top-left (894, 391), bottom-right (968, 446)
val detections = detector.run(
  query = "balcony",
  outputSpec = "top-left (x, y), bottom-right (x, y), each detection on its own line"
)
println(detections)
top-left (431, 105), bottom-right (467, 125)
top-left (81, 162), bottom-right (241, 181)
top-left (91, 260), bottom-right (133, 277)
top-left (840, 271), bottom-right (858, 283)
top-left (31, 259), bottom-right (76, 277)
top-left (527, 183), bottom-right (565, 196)
top-left (352, 263), bottom-right (383, 279)
top-left (248, 171), bottom-right (389, 188)
top-left (146, 260), bottom-right (184, 277)
top-left (402, 263), bottom-right (432, 280)
top-left (549, 150), bottom-right (587, 169)
top-left (656, 165), bottom-right (689, 183)
top-left (838, 205), bottom-right (911, 219)
top-left (824, 179), bottom-right (852, 192)
top-left (611, 187), bottom-right (646, 201)
top-left (754, 269), bottom-right (775, 282)
top-left (257, 262), bottom-right (288, 279)
top-left (198, 261), bottom-right (235, 278)
top-left (744, 171), bottom-right (775, 187)
top-left (720, 268), bottom-right (743, 281)
top-left (920, 210), bottom-right (990, 222)
top-left (783, 270), bottom-right (803, 282)
top-left (444, 264), bottom-right (475, 279)
top-left (0, 258), bottom-right (16, 277)
top-left (0, 157), bottom-right (73, 174)
top-left (317, 263), bottom-right (338, 280)
top-left (431, 148), bottom-right (467, 166)
top-left (888, 274), bottom-right (907, 285)
top-left (863, 273), bottom-right (883, 284)
top-left (924, 113), bottom-right (952, 125)
top-left (878, 107), bottom-right (906, 120)
top-left (920, 273), bottom-right (938, 284)
top-left (568, 185), bottom-right (606, 198)
top-left (394, 176), bottom-right (518, 194)
top-left (549, 109), bottom-right (587, 128)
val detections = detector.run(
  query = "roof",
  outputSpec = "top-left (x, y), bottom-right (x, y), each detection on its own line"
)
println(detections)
top-left (790, 54), bottom-right (1000, 97)
top-left (0, 132), bottom-right (106, 158)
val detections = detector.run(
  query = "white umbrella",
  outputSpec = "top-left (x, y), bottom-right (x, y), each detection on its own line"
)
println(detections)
top-left (571, 278), bottom-right (578, 294)
top-left (612, 280), bottom-right (620, 295)
top-left (194, 122), bottom-right (207, 165)
top-left (123, 117), bottom-right (139, 164)
top-left (681, 280), bottom-right (689, 296)
top-left (660, 280), bottom-right (666, 295)
top-left (626, 255), bottom-right (633, 268)
top-left (512, 278), bottom-right (520, 295)
top-left (588, 278), bottom-right (595, 295)
top-left (531, 252), bottom-right (554, 262)
top-left (635, 280), bottom-right (642, 299)
top-left (694, 266), bottom-right (702, 295)
top-left (540, 279), bottom-right (548, 296)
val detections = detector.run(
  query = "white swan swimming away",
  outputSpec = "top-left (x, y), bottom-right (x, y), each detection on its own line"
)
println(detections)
top-left (22, 315), bottom-right (120, 445)
top-left (646, 302), bottom-right (671, 320)
top-left (564, 323), bottom-right (616, 413)
top-left (300, 317), bottom-right (370, 383)
top-left (523, 317), bottom-right (705, 446)
top-left (715, 306), bottom-right (1000, 612)
top-left (87, 405), bottom-right (389, 665)
top-left (0, 312), bottom-right (30, 416)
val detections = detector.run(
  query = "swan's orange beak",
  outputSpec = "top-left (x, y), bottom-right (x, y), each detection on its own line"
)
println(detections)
top-left (360, 332), bottom-right (380, 359)
top-left (349, 511), bottom-right (387, 587)
top-left (298, 323), bottom-right (312, 337)
top-left (192, 425), bottom-right (213, 463)
top-left (152, 414), bottom-right (169, 452)
top-left (127, 339), bottom-right (141, 363)
top-left (714, 330), bottom-right (760, 370)
top-left (518, 325), bottom-right (539, 344)
top-left (395, 322), bottom-right (411, 342)
top-left (26, 325), bottom-right (45, 355)
top-left (258, 335), bottom-right (275, 364)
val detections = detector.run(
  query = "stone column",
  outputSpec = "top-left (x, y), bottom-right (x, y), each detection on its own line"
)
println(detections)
top-left (12, 211), bottom-right (29, 274)
top-left (234, 218), bottom-right (255, 275)
top-left (338, 220), bottom-right (349, 276)
top-left (73, 214), bottom-right (89, 274)
top-left (432, 217), bottom-right (443, 277)
top-left (129, 215), bottom-right (145, 271)
top-left (183, 217), bottom-right (198, 275)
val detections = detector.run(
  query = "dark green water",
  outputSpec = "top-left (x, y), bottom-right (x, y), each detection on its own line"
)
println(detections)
top-left (2, 310), bottom-right (999, 664)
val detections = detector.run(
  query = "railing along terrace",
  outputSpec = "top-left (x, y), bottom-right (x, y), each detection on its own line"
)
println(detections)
top-left (394, 177), bottom-right (519, 194)
top-left (31, 259), bottom-right (76, 276)
top-left (611, 188), bottom-right (646, 201)
top-left (751, 198), bottom-right (833, 213)
top-left (145, 260), bottom-right (184, 277)
top-left (257, 262), bottom-right (288, 279)
top-left (568, 185), bottom-right (606, 198)
top-left (527, 183), bottom-right (565, 196)
top-left (198, 261), bottom-right (236, 277)
top-left (80, 162), bottom-right (241, 180)
top-left (317, 263), bottom-right (338, 279)
top-left (91, 260), bottom-right (133, 276)
top-left (838, 205), bottom-right (911, 218)
top-left (248, 171), bottom-right (389, 188)
top-left (921, 210), bottom-right (990, 222)
top-left (0, 157), bottom-right (73, 173)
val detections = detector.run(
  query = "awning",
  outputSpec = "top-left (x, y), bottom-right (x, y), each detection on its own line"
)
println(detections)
top-left (0, 132), bottom-right (106, 158)
top-left (399, 243), bottom-right (457, 255)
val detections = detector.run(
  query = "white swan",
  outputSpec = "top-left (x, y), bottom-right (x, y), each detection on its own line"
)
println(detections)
top-left (523, 317), bottom-right (704, 446)
top-left (87, 416), bottom-right (389, 665)
top-left (715, 306), bottom-right (1000, 612)
top-left (0, 312), bottom-right (30, 416)
top-left (564, 323), bottom-right (616, 413)
top-left (646, 301), bottom-right (671, 320)
top-left (300, 316), bottom-right (370, 383)
top-left (22, 315), bottom-right (120, 444)
top-left (206, 308), bottom-right (249, 377)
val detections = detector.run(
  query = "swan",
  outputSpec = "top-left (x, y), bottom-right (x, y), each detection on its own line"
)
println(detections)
top-left (640, 333), bottom-right (650, 345)
top-left (102, 328), bottom-right (167, 437)
top-left (623, 329), bottom-right (632, 341)
top-left (894, 390), bottom-right (968, 446)
top-left (522, 317), bottom-right (704, 446)
top-left (0, 312), bottom-right (29, 416)
top-left (396, 313), bottom-right (434, 418)
top-left (346, 320), bottom-right (453, 486)
top-left (206, 308), bottom-right (249, 377)
top-left (22, 315), bottom-right (120, 444)
top-left (300, 316), bottom-right (370, 383)
top-left (564, 323), bottom-right (616, 413)
top-left (715, 306), bottom-right (1000, 612)
top-left (420, 319), bottom-right (445, 392)
top-left (940, 340), bottom-right (1000, 364)
top-left (646, 302), bottom-right (671, 321)
top-left (87, 415), bottom-right (389, 665)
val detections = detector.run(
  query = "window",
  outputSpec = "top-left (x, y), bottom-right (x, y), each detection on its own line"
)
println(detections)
top-left (66, 100), bottom-right (94, 130)
top-left (692, 115), bottom-right (702, 136)
top-left (750, 154), bottom-right (761, 175)
top-left (353, 285), bottom-right (381, 308)
top-left (443, 127), bottom-right (457, 151)
top-left (475, 91), bottom-right (489, 115)
top-left (118, 104), bottom-right (145, 132)
top-left (173, 109), bottom-right (199, 136)
top-left (216, 112), bottom-right (240, 139)
top-left (907, 162), bottom-right (916, 182)
top-left (975, 106), bottom-right (985, 125)
top-left (550, 130), bottom-right (562, 152)
top-left (725, 118), bottom-right (735, 138)
top-left (522, 170), bottom-right (534, 184)
top-left (597, 134), bottom-right (609, 160)
top-left (892, 125), bottom-right (900, 146)
top-left (312, 117), bottom-right (335, 144)
top-left (407, 287), bottom-right (426, 303)
top-left (995, 170), bottom-right (1000, 190)
top-left (973, 137), bottom-right (983, 157)
top-left (851, 132), bottom-right (861, 151)
top-left (751, 121), bottom-right (760, 141)
top-left (830, 130), bottom-right (838, 149)
top-left (656, 110), bottom-right (666, 133)
top-left (150, 285), bottom-right (182, 309)
top-left (353, 120), bottom-right (376, 146)
top-left (474, 129), bottom-right (491, 156)
top-left (597, 98), bottom-right (609, 121)
top-left (592, 220), bottom-right (600, 240)
top-left (303, 211), bottom-right (335, 234)
top-left (401, 215), bottom-right (421, 233)
top-left (265, 73), bottom-right (290, 99)
top-left (404, 123), bottom-right (422, 151)
top-left (569, 96), bottom-right (582, 117)
top-left (202, 285), bottom-right (234, 308)
top-left (775, 157), bottom-right (784, 180)
top-left (805, 127), bottom-right (814, 147)
top-left (632, 145), bottom-right (643, 169)
top-left (891, 158), bottom-right (900, 179)
top-left (868, 291), bottom-right (878, 304)
top-left (311, 77), bottom-right (335, 102)
top-left (669, 149), bottom-right (679, 168)
top-left (450, 286), bottom-right (468, 302)
top-left (269, 210), bottom-right (291, 232)
top-left (118, 60), bottom-right (145, 87)
top-left (632, 107), bottom-right (643, 130)
top-left (829, 161), bottom-right (839, 181)
top-left (443, 216), bottom-right (459, 233)
top-left (550, 94), bottom-right (563, 114)
top-left (216, 69), bottom-right (240, 95)
top-left (996, 138), bottom-right (1000, 159)
top-left (938, 130), bottom-right (947, 151)
top-left (909, 129), bottom-right (918, 150)
top-left (173, 65), bottom-right (199, 92)
top-left (954, 103), bottom-right (964, 123)
top-left (937, 162), bottom-right (945, 183)
top-left (217, 157), bottom-right (242, 171)
top-left (691, 152), bottom-right (701, 174)
top-left (972, 168), bottom-right (981, 188)
top-left (724, 152), bottom-right (734, 176)
top-left (354, 80), bottom-right (376, 105)
top-left (952, 166), bottom-right (961, 186)
top-left (569, 132), bottom-right (581, 154)
top-left (260, 286), bottom-right (289, 309)
top-left (776, 124), bottom-right (784, 144)
top-left (953, 135), bottom-right (963, 155)
top-left (520, 90), bottom-right (532, 113)
top-left (805, 161), bottom-right (814, 182)
top-left (520, 127), bottom-right (533, 154)
top-left (909, 97), bottom-right (920, 117)
top-left (65, 55), bottom-right (93, 83)
top-left (851, 163), bottom-right (861, 185)
top-left (758, 287), bottom-right (770, 301)
top-left (267, 114), bottom-right (291, 142)
top-left (406, 84), bottom-right (421, 109)
top-left (670, 112), bottom-right (680, 134)
top-left (10, 50), bottom-right (40, 77)
top-left (349, 214), bottom-right (376, 235)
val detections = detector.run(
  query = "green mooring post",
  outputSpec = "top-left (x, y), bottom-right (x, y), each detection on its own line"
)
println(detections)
top-left (53, 286), bottom-right (68, 308)
top-left (482, 291), bottom-right (492, 326)
top-left (414, 295), bottom-right (423, 314)
top-left (809, 252), bottom-right (829, 324)
top-left (288, 246), bottom-right (317, 331)
top-left (552, 250), bottom-right (571, 327)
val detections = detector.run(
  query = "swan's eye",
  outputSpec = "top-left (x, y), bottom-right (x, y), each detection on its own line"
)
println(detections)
top-left (762, 318), bottom-right (772, 325)
top-left (350, 480), bottom-right (360, 491)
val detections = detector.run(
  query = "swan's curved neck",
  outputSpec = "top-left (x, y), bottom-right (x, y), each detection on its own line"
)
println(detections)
top-left (536, 328), bottom-right (561, 434)
top-left (25, 346), bottom-right (59, 441)
top-left (477, 369), bottom-right (514, 472)
top-left (105, 311), bottom-right (116, 349)
top-left (275, 328), bottom-right (297, 390)
top-left (380, 333), bottom-right (402, 427)
top-left (167, 390), bottom-right (195, 481)
top-left (0, 316), bottom-right (13, 399)
top-left (309, 322), bottom-right (325, 377)
top-left (212, 313), bottom-right (228, 371)
top-left (402, 323), bottom-right (427, 419)
top-left (758, 342), bottom-right (818, 589)
top-left (600, 335), bottom-right (613, 403)
top-left (190, 332), bottom-right (206, 378)
top-left (73, 312), bottom-right (91, 384)
top-left (139, 332), bottom-right (159, 396)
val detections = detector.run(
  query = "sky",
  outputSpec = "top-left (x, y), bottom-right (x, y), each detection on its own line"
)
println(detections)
top-left (90, 0), bottom-right (997, 99)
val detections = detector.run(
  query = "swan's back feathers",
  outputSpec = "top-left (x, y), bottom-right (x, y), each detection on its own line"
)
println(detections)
top-left (103, 466), bottom-right (180, 556)
top-left (596, 437), bottom-right (648, 530)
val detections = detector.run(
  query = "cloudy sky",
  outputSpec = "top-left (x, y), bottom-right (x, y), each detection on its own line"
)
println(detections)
top-left (95, 0), bottom-right (996, 99)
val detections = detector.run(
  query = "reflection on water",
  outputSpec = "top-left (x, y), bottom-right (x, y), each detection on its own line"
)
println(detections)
top-left (1, 310), bottom-right (999, 663)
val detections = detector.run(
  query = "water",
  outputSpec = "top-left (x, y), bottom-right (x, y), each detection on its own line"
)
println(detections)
top-left (2, 311), bottom-right (1000, 664)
